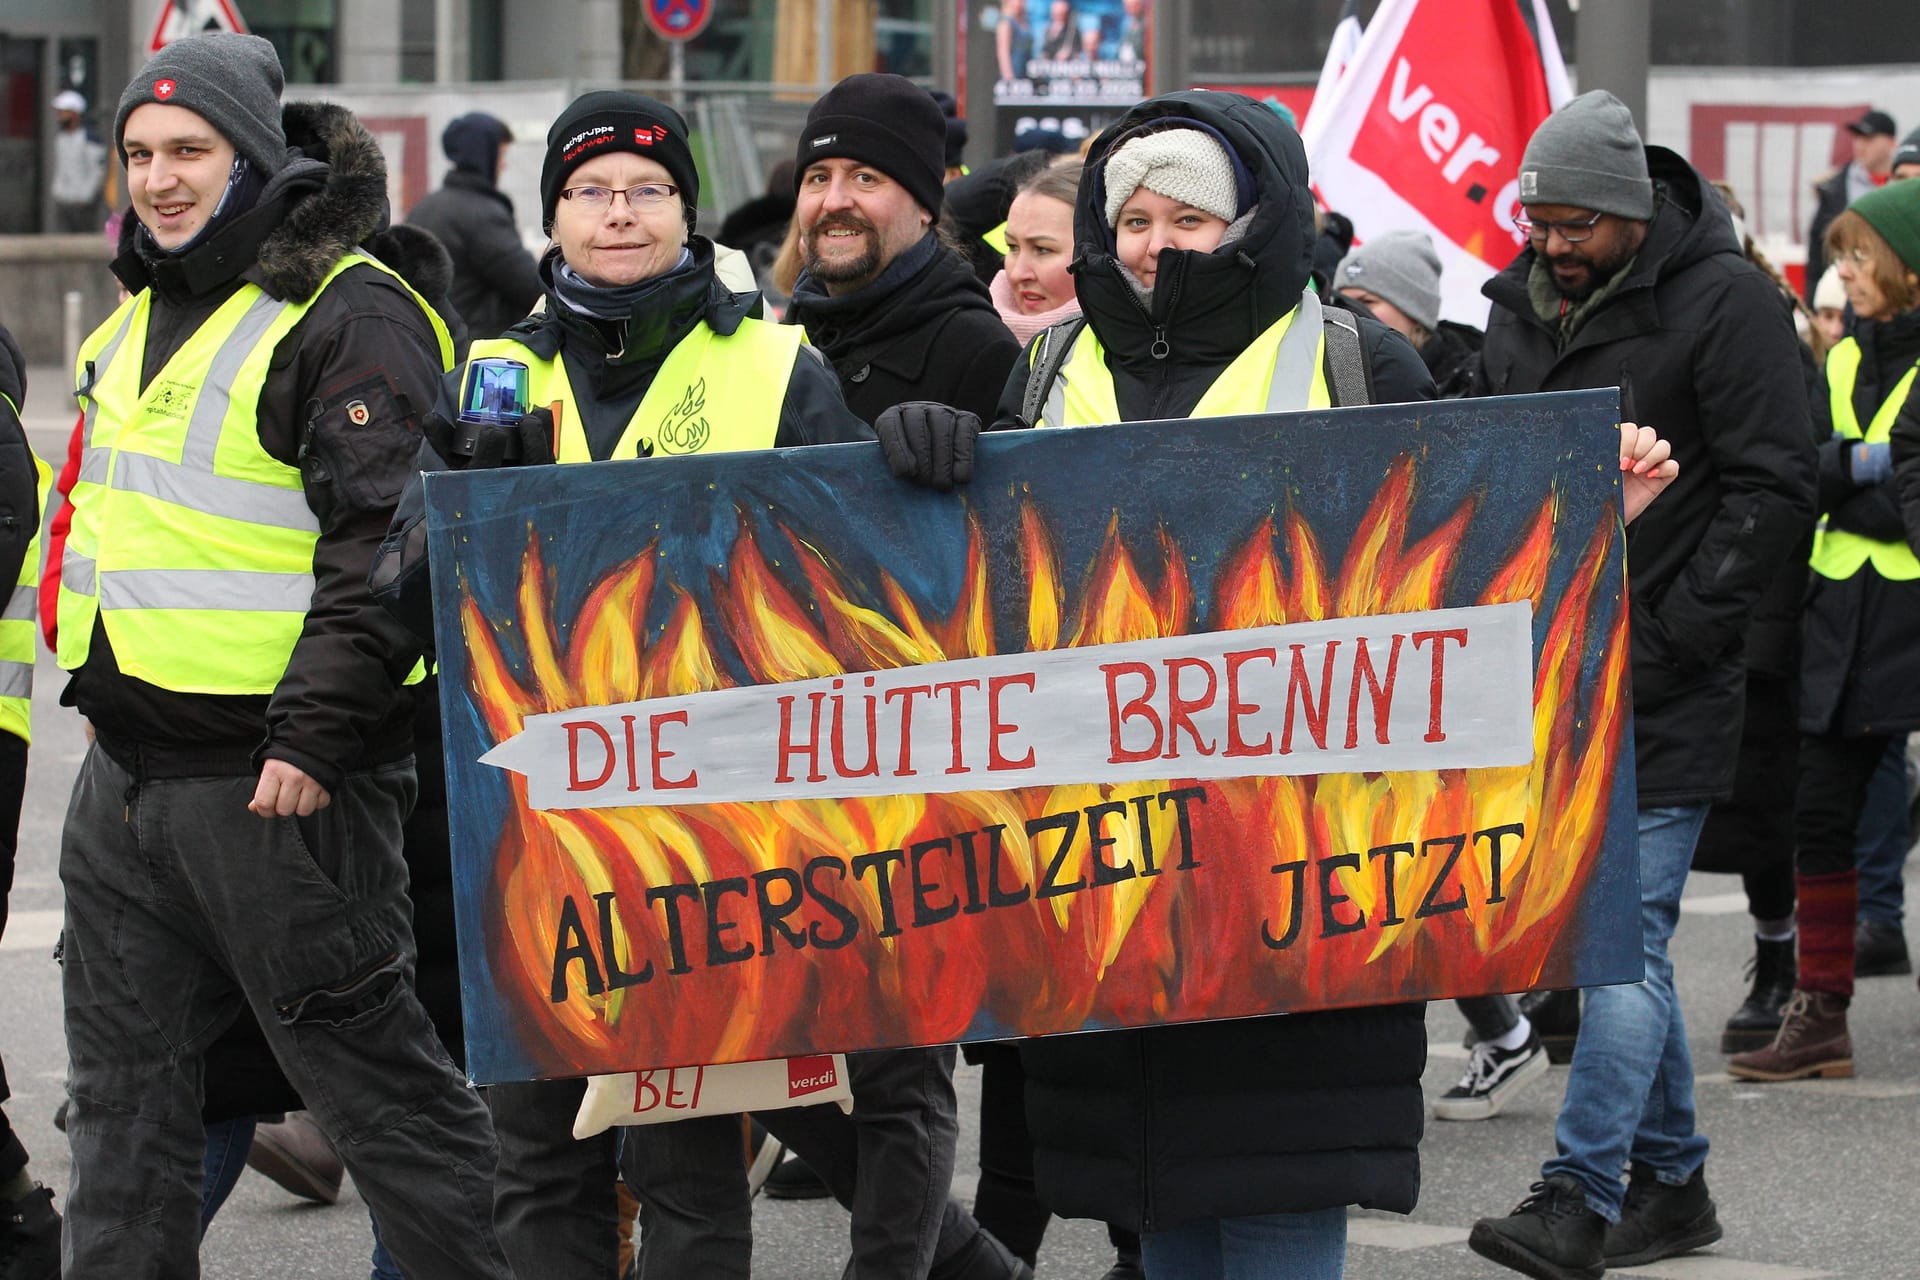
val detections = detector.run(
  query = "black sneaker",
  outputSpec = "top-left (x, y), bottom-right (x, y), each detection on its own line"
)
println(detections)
top-left (1434, 1030), bottom-right (1550, 1121)
top-left (1602, 1163), bottom-right (1722, 1267)
top-left (762, 1152), bottom-right (833, 1200)
top-left (0, 1184), bottom-right (61, 1280)
top-left (1856, 918), bottom-right (1912, 977)
top-left (1468, 1174), bottom-right (1604, 1280)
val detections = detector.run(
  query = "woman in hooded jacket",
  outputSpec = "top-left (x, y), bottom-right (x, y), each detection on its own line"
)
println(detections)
top-left (374, 90), bottom-right (874, 1280)
top-left (1733, 178), bottom-right (1920, 1083)
top-left (986, 89), bottom-right (1437, 1280)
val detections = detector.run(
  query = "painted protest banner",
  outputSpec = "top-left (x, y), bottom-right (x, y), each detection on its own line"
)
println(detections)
top-left (426, 388), bottom-right (1641, 1084)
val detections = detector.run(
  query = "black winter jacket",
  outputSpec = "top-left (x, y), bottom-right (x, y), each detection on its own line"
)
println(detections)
top-left (1803, 309), bottom-right (1920, 737)
top-left (786, 233), bottom-right (1021, 426)
top-left (373, 238), bottom-right (873, 649)
top-left (1012, 90), bottom-right (1432, 1235)
top-left (1421, 320), bottom-right (1484, 401)
top-left (0, 327), bottom-right (37, 626)
top-left (406, 169), bottom-right (542, 349)
top-left (62, 102), bottom-right (451, 793)
top-left (1803, 166), bottom-right (1855, 307)
top-left (1478, 147), bottom-right (1818, 807)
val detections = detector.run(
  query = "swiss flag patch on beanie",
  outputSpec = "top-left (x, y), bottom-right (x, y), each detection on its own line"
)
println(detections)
top-left (155, 79), bottom-right (176, 99)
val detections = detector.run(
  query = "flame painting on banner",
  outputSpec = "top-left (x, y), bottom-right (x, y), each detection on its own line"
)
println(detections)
top-left (425, 388), bottom-right (1642, 1084)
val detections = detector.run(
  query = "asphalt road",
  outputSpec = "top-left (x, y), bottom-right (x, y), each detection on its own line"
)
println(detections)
top-left (7, 400), bottom-right (1916, 1279)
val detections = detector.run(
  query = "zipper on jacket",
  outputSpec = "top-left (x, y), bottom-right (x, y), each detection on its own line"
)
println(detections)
top-left (1713, 505), bottom-right (1758, 585)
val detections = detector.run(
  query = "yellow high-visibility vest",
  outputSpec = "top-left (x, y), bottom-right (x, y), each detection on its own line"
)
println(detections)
top-left (0, 409), bottom-right (49, 745)
top-left (1810, 336), bottom-right (1920, 582)
top-left (468, 315), bottom-right (802, 465)
top-left (1028, 290), bottom-right (1334, 429)
top-left (59, 250), bottom-right (453, 692)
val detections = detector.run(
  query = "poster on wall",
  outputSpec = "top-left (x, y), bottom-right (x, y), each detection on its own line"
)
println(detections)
top-left (426, 389), bottom-right (1641, 1085)
top-left (989, 0), bottom-right (1151, 150)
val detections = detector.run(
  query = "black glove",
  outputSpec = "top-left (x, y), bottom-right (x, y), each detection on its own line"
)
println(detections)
top-left (421, 406), bottom-right (556, 469)
top-left (874, 401), bottom-right (982, 492)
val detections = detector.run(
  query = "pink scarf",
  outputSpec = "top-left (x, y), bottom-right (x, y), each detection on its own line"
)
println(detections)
top-left (991, 270), bottom-right (1083, 346)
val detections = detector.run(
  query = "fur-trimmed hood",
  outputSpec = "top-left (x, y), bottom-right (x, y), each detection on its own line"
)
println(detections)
top-left (112, 99), bottom-right (449, 307)
top-left (260, 100), bottom-right (393, 301)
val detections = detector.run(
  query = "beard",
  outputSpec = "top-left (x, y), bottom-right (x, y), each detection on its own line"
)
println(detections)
top-left (803, 212), bottom-right (885, 285)
top-left (1546, 235), bottom-right (1639, 302)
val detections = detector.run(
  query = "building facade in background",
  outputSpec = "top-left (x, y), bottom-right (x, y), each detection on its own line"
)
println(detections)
top-left (0, 0), bottom-right (1916, 257)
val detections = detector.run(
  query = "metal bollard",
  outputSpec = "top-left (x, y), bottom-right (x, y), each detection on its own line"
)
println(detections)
top-left (63, 290), bottom-right (84, 396)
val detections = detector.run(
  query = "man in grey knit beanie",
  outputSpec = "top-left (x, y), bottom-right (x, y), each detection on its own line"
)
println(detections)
top-left (115, 32), bottom-right (288, 178)
top-left (1518, 90), bottom-right (1653, 220)
top-left (1513, 90), bottom-right (1655, 303)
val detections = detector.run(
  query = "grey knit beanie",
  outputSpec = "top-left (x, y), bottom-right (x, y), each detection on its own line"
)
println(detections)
top-left (1336, 230), bottom-right (1442, 332)
top-left (116, 34), bottom-right (288, 178)
top-left (1518, 90), bottom-right (1653, 221)
top-left (1103, 128), bottom-right (1239, 227)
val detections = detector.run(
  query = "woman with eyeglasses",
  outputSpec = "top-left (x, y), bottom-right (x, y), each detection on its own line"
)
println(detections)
top-left (1731, 178), bottom-right (1920, 1084)
top-left (374, 89), bottom-right (870, 1280)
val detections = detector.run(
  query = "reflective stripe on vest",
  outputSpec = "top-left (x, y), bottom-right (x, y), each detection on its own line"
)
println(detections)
top-left (469, 317), bottom-right (801, 465)
top-left (1810, 337), bottom-right (1920, 583)
top-left (59, 250), bottom-right (454, 693)
top-left (1034, 289), bottom-right (1333, 428)
top-left (0, 402), bottom-right (48, 744)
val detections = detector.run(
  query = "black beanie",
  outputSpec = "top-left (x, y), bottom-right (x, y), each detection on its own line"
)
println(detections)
top-left (540, 91), bottom-right (699, 230)
top-left (794, 74), bottom-right (946, 217)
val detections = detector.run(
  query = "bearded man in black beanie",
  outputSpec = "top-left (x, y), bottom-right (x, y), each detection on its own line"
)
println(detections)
top-left (788, 72), bottom-right (1021, 491)
top-left (55, 32), bottom-right (509, 1279)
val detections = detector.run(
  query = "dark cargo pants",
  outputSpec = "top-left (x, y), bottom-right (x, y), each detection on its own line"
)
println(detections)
top-left (59, 746), bottom-right (509, 1279)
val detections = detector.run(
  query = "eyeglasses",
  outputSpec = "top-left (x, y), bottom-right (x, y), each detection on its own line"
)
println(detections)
top-left (1511, 209), bottom-right (1606, 244)
top-left (1839, 247), bottom-right (1874, 267)
top-left (559, 183), bottom-right (680, 211)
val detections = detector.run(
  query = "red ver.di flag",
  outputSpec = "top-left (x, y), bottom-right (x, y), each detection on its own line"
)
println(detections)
top-left (1302, 0), bottom-right (1571, 323)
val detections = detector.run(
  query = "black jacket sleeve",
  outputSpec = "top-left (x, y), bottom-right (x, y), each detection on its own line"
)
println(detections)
top-left (1815, 364), bottom-right (1908, 542)
top-left (1639, 268), bottom-right (1818, 679)
top-left (774, 346), bottom-right (879, 447)
top-left (990, 333), bottom-right (1043, 431)
top-left (371, 369), bottom-right (466, 655)
top-left (1348, 307), bottom-right (1438, 405)
top-left (950, 324), bottom-right (1023, 426)
top-left (265, 272), bottom-right (448, 788)
top-left (1888, 375), bottom-right (1920, 556)
top-left (0, 331), bottom-right (35, 598)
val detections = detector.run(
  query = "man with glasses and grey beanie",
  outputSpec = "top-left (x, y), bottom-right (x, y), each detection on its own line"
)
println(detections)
top-left (54, 33), bottom-right (509, 1278)
top-left (1468, 90), bottom-right (1816, 1280)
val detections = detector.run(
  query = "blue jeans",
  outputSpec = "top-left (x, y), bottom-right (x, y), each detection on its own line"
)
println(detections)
top-left (1543, 804), bottom-right (1711, 1221)
top-left (1141, 1207), bottom-right (1346, 1279)
top-left (1854, 737), bottom-right (1911, 927)
top-left (200, 1116), bottom-right (257, 1235)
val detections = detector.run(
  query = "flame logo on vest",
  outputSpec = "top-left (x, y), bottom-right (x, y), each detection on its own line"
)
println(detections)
top-left (655, 379), bottom-right (711, 454)
top-left (154, 79), bottom-right (177, 100)
top-left (146, 379), bottom-right (195, 420)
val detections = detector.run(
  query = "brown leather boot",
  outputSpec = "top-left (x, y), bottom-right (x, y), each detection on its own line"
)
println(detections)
top-left (1725, 989), bottom-right (1853, 1081)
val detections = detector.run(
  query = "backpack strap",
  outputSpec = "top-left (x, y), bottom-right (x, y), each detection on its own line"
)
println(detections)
top-left (1319, 304), bottom-right (1374, 408)
top-left (1020, 316), bottom-right (1088, 428)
